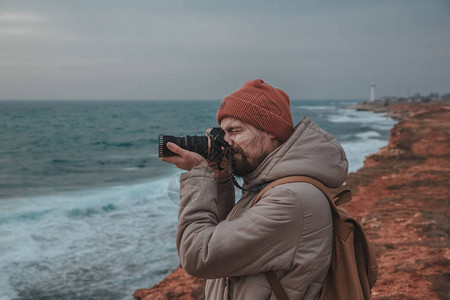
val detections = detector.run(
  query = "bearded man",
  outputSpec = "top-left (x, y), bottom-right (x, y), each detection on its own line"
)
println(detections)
top-left (162, 79), bottom-right (348, 299)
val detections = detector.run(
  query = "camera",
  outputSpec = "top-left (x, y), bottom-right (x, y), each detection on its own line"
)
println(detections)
top-left (158, 127), bottom-right (229, 164)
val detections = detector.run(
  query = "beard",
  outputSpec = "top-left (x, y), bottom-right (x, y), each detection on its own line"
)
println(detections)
top-left (230, 145), bottom-right (267, 177)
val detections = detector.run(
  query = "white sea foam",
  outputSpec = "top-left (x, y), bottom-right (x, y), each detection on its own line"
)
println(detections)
top-left (0, 175), bottom-right (182, 300)
top-left (355, 130), bottom-right (381, 139)
top-left (338, 101), bottom-right (359, 106)
top-left (342, 138), bottom-right (387, 173)
top-left (294, 105), bottom-right (335, 110)
top-left (328, 108), bottom-right (395, 126)
top-left (123, 167), bottom-right (139, 171)
top-left (370, 122), bottom-right (396, 131)
top-left (327, 108), bottom-right (395, 173)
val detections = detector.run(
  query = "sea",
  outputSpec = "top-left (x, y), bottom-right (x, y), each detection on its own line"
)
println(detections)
top-left (0, 100), bottom-right (396, 300)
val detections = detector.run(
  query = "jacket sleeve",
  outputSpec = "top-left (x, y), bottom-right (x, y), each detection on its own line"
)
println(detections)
top-left (216, 175), bottom-right (235, 221)
top-left (176, 165), bottom-right (303, 279)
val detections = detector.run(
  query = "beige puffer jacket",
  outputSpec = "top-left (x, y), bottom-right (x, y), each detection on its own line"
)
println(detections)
top-left (177, 117), bottom-right (348, 299)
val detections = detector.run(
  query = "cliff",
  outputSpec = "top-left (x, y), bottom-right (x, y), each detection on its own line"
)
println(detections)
top-left (134, 102), bottom-right (450, 300)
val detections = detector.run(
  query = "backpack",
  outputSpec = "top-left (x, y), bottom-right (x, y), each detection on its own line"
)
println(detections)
top-left (251, 176), bottom-right (378, 300)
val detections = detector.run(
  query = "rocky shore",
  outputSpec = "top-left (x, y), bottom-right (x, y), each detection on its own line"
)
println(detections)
top-left (134, 101), bottom-right (449, 300)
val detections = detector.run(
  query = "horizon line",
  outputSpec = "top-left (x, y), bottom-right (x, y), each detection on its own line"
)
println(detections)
top-left (0, 98), bottom-right (366, 102)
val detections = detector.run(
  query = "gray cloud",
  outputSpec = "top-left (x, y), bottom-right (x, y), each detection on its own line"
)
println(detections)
top-left (0, 0), bottom-right (449, 100)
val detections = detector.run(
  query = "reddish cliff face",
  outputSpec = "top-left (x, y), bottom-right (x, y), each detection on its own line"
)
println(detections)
top-left (133, 267), bottom-right (205, 300)
top-left (134, 102), bottom-right (450, 300)
top-left (342, 102), bottom-right (449, 300)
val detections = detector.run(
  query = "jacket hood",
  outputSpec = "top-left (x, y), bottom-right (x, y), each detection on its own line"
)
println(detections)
top-left (244, 116), bottom-right (348, 188)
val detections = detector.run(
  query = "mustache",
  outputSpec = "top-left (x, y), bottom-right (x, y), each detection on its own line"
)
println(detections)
top-left (230, 146), bottom-right (244, 155)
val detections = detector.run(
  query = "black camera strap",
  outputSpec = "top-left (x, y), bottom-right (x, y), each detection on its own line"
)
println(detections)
top-left (228, 150), bottom-right (270, 193)
top-left (230, 175), bottom-right (269, 193)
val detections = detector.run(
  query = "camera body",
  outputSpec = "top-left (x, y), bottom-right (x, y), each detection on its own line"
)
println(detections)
top-left (158, 127), bottom-right (229, 164)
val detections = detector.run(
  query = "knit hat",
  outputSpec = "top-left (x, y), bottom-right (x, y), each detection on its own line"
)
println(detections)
top-left (217, 79), bottom-right (294, 142)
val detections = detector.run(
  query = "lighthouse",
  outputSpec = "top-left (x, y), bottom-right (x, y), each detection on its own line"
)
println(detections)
top-left (370, 82), bottom-right (376, 102)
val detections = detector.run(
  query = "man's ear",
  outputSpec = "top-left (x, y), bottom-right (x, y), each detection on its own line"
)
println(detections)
top-left (266, 132), bottom-right (283, 147)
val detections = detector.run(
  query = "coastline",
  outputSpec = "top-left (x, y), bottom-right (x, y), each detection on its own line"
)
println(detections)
top-left (341, 101), bottom-right (449, 299)
top-left (134, 101), bottom-right (450, 300)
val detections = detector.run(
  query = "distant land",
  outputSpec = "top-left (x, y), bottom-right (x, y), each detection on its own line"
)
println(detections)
top-left (349, 92), bottom-right (450, 119)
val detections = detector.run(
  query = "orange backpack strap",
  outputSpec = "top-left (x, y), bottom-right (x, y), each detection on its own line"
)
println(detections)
top-left (333, 189), bottom-right (352, 206)
top-left (252, 176), bottom-right (333, 206)
top-left (265, 271), bottom-right (289, 300)
top-left (251, 176), bottom-right (336, 300)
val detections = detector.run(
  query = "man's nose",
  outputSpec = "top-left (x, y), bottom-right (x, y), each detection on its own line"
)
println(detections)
top-left (224, 133), bottom-right (233, 146)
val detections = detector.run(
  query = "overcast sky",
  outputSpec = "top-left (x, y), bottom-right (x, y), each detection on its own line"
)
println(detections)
top-left (1, 0), bottom-right (449, 100)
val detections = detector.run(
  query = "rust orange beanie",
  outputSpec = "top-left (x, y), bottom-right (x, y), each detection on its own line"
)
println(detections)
top-left (217, 79), bottom-right (294, 142)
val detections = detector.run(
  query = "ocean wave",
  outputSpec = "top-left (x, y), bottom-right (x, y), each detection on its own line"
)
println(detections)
top-left (327, 109), bottom-right (396, 131)
top-left (370, 123), bottom-right (396, 131)
top-left (91, 141), bottom-right (134, 147)
top-left (90, 138), bottom-right (158, 149)
top-left (294, 105), bottom-right (335, 110)
top-left (342, 138), bottom-right (388, 172)
top-left (66, 203), bottom-right (117, 218)
top-left (0, 209), bottom-right (55, 225)
top-left (0, 174), bottom-right (182, 300)
top-left (341, 131), bottom-right (382, 141)
top-left (356, 131), bottom-right (381, 139)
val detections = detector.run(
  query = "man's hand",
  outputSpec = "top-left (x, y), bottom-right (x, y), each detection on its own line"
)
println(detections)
top-left (208, 155), bottom-right (231, 180)
top-left (205, 128), bottom-right (231, 180)
top-left (161, 142), bottom-right (208, 171)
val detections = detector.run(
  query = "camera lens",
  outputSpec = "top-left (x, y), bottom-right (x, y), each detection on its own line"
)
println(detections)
top-left (158, 134), bottom-right (209, 158)
top-left (184, 135), bottom-right (209, 157)
top-left (158, 135), bottom-right (182, 157)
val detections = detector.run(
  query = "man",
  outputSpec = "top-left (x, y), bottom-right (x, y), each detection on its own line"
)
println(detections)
top-left (162, 79), bottom-right (348, 299)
